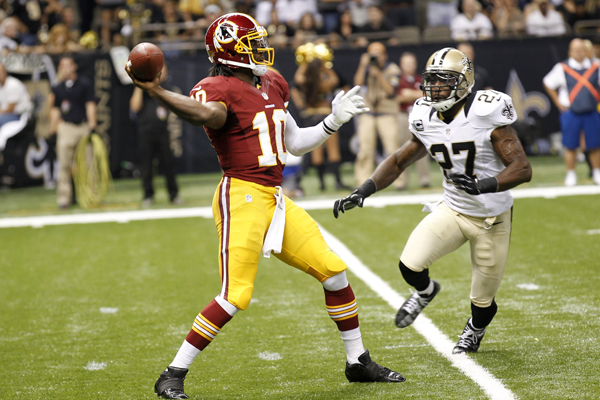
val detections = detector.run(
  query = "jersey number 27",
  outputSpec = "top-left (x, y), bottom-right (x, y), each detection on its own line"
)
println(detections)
top-left (430, 141), bottom-right (476, 178)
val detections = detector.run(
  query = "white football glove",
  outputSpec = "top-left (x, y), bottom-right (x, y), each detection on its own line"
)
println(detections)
top-left (323, 86), bottom-right (369, 133)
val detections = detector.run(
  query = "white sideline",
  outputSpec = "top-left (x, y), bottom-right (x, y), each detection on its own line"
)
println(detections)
top-left (319, 227), bottom-right (517, 400)
top-left (1, 184), bottom-right (599, 229)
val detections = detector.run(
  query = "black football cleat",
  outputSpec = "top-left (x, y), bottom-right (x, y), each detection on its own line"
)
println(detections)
top-left (345, 350), bottom-right (405, 383)
top-left (396, 280), bottom-right (441, 328)
top-left (452, 318), bottom-right (486, 354)
top-left (154, 366), bottom-right (189, 399)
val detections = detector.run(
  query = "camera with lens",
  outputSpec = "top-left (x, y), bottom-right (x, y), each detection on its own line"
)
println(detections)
top-left (369, 55), bottom-right (378, 66)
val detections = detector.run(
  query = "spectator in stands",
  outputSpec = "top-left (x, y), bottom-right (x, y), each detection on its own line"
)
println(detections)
top-left (96, 0), bottom-right (127, 49)
top-left (450, 0), bottom-right (494, 41)
top-left (0, 17), bottom-right (20, 53)
top-left (273, 0), bottom-right (319, 28)
top-left (525, 0), bottom-right (566, 36)
top-left (560, 0), bottom-right (598, 29)
top-left (490, 0), bottom-right (526, 38)
top-left (396, 52), bottom-right (430, 189)
top-left (130, 64), bottom-right (183, 207)
top-left (457, 42), bottom-right (492, 92)
top-left (40, 0), bottom-right (63, 31)
top-left (0, 63), bottom-right (32, 129)
top-left (291, 12), bottom-right (324, 48)
top-left (360, 6), bottom-right (395, 37)
top-left (45, 23), bottom-right (83, 54)
top-left (235, 0), bottom-right (256, 16)
top-left (353, 42), bottom-right (403, 188)
top-left (158, 0), bottom-right (188, 42)
top-left (60, 6), bottom-right (81, 43)
top-left (179, 0), bottom-right (204, 22)
top-left (254, 0), bottom-right (290, 47)
top-left (255, 0), bottom-right (278, 26)
top-left (348, 0), bottom-right (376, 29)
top-left (48, 56), bottom-right (97, 209)
top-left (382, 0), bottom-right (416, 27)
top-left (427, 0), bottom-right (458, 28)
top-left (7, 0), bottom-right (42, 45)
top-left (331, 8), bottom-right (360, 43)
top-left (543, 38), bottom-right (600, 186)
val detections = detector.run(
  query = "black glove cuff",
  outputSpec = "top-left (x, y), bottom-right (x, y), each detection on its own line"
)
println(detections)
top-left (356, 179), bottom-right (377, 198)
top-left (478, 177), bottom-right (498, 194)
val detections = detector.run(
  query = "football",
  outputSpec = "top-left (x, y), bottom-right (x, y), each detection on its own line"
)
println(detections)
top-left (127, 42), bottom-right (164, 81)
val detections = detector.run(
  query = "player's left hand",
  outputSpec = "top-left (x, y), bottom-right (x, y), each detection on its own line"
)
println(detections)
top-left (330, 86), bottom-right (369, 126)
top-left (448, 173), bottom-right (498, 195)
top-left (333, 191), bottom-right (365, 218)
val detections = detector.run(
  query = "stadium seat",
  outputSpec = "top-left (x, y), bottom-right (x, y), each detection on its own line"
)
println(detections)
top-left (422, 26), bottom-right (452, 43)
top-left (393, 26), bottom-right (421, 45)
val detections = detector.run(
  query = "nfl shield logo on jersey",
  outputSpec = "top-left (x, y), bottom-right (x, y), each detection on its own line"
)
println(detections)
top-left (262, 92), bottom-right (269, 100)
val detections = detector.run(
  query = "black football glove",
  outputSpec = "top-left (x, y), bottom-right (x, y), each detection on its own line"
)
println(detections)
top-left (333, 179), bottom-right (377, 218)
top-left (447, 173), bottom-right (498, 195)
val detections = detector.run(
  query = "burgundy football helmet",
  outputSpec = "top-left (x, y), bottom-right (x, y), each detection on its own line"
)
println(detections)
top-left (205, 13), bottom-right (274, 76)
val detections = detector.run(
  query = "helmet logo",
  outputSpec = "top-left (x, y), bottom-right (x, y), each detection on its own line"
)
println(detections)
top-left (215, 21), bottom-right (238, 44)
top-left (460, 57), bottom-right (473, 74)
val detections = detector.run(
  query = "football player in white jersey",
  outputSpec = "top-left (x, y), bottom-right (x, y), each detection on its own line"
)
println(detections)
top-left (333, 47), bottom-right (532, 354)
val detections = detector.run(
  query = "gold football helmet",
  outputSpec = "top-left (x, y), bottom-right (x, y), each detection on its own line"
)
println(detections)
top-left (421, 47), bottom-right (475, 112)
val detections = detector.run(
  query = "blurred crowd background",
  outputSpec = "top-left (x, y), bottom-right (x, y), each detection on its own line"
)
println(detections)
top-left (0, 0), bottom-right (599, 205)
top-left (1, 0), bottom-right (599, 54)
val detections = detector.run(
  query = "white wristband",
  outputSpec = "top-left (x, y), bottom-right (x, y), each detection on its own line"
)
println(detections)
top-left (323, 114), bottom-right (342, 135)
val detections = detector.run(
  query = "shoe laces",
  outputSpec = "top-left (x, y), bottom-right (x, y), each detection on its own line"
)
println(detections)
top-left (456, 326), bottom-right (483, 349)
top-left (402, 292), bottom-right (425, 314)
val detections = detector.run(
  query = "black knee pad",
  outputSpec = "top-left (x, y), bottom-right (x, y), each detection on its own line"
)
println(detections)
top-left (471, 299), bottom-right (497, 329)
top-left (399, 261), bottom-right (430, 291)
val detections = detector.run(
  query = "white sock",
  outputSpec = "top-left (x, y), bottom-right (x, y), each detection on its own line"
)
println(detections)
top-left (592, 168), bottom-right (600, 177)
top-left (418, 280), bottom-right (435, 297)
top-left (169, 340), bottom-right (201, 369)
top-left (341, 327), bottom-right (365, 364)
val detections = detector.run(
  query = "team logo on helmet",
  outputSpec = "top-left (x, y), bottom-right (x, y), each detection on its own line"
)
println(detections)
top-left (460, 57), bottom-right (473, 74)
top-left (215, 21), bottom-right (238, 45)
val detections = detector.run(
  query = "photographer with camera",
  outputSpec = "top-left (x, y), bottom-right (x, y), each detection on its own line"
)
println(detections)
top-left (353, 42), bottom-right (403, 188)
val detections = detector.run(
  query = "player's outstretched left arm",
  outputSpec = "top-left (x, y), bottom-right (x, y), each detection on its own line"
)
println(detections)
top-left (333, 135), bottom-right (428, 218)
top-left (448, 125), bottom-right (532, 194)
top-left (125, 66), bottom-right (226, 129)
top-left (285, 86), bottom-right (368, 156)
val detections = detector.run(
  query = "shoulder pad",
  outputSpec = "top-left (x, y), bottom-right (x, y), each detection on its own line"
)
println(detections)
top-left (409, 98), bottom-right (432, 132)
top-left (471, 90), bottom-right (517, 127)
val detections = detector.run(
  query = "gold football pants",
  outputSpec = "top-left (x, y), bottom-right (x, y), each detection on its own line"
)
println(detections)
top-left (212, 177), bottom-right (347, 310)
top-left (400, 202), bottom-right (512, 308)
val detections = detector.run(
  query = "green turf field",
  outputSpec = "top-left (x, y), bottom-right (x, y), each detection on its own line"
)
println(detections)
top-left (1, 156), bottom-right (599, 399)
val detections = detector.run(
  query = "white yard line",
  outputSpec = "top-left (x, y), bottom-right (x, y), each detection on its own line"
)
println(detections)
top-left (319, 227), bottom-right (517, 400)
top-left (1, 185), bottom-right (599, 229)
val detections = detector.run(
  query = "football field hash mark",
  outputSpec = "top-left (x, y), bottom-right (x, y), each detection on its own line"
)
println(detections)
top-left (84, 362), bottom-right (107, 371)
top-left (258, 351), bottom-right (282, 361)
top-left (517, 283), bottom-right (540, 291)
top-left (99, 307), bottom-right (119, 314)
top-left (319, 226), bottom-right (517, 400)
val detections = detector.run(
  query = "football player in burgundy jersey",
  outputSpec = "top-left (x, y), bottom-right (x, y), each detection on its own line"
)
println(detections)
top-left (334, 48), bottom-right (532, 355)
top-left (126, 13), bottom-right (405, 399)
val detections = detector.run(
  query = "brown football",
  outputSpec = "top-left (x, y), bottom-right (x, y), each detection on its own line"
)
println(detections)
top-left (127, 42), bottom-right (164, 81)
